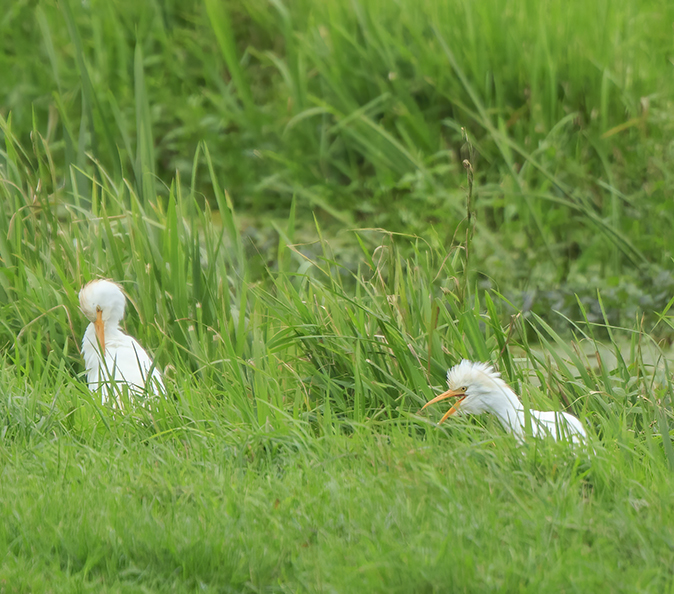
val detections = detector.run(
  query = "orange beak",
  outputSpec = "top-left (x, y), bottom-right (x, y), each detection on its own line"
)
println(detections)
top-left (421, 388), bottom-right (467, 424)
top-left (94, 308), bottom-right (105, 355)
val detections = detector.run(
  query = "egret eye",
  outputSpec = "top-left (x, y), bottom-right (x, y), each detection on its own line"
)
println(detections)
top-left (425, 360), bottom-right (587, 443)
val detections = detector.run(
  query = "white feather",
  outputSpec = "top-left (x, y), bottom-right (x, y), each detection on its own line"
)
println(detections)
top-left (79, 280), bottom-right (164, 405)
top-left (440, 359), bottom-right (587, 443)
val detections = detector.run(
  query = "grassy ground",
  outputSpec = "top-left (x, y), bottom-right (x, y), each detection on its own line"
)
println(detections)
top-left (2, 427), bottom-right (674, 592)
top-left (2, 0), bottom-right (674, 591)
top-left (1, 164), bottom-right (674, 590)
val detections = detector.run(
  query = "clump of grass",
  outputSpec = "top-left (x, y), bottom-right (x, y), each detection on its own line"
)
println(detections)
top-left (2, 0), bottom-right (673, 290)
top-left (1, 126), bottom-right (672, 441)
top-left (1, 127), bottom-right (674, 590)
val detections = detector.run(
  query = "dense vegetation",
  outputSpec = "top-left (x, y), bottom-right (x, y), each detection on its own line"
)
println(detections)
top-left (4, 0), bottom-right (674, 288)
top-left (1, 0), bottom-right (674, 591)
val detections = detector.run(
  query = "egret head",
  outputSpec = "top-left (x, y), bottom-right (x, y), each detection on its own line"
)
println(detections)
top-left (421, 360), bottom-right (511, 423)
top-left (79, 280), bottom-right (127, 354)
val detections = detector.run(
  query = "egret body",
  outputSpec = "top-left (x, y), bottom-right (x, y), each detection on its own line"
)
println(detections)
top-left (422, 360), bottom-right (586, 443)
top-left (79, 279), bottom-right (164, 404)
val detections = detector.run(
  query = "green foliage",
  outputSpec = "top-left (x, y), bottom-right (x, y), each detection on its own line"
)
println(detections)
top-left (2, 0), bottom-right (674, 590)
top-left (1, 121), bottom-right (674, 589)
top-left (2, 0), bottom-right (674, 286)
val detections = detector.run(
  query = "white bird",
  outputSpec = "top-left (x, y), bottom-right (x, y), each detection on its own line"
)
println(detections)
top-left (79, 279), bottom-right (164, 405)
top-left (421, 360), bottom-right (587, 443)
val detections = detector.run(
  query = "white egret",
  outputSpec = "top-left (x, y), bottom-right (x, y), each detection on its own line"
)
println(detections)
top-left (79, 279), bottom-right (164, 405)
top-left (421, 360), bottom-right (586, 443)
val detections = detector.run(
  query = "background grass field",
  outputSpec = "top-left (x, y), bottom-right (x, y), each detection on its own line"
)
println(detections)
top-left (2, 0), bottom-right (674, 591)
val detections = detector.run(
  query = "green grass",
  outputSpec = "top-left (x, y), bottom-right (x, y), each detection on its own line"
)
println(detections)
top-left (2, 0), bottom-right (674, 591)
top-left (2, 0), bottom-right (674, 290)
top-left (1, 141), bottom-right (674, 589)
top-left (2, 428), bottom-right (674, 592)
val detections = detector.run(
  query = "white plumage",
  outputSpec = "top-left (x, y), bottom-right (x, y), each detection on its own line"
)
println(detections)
top-left (79, 279), bottom-right (164, 405)
top-left (422, 360), bottom-right (587, 443)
